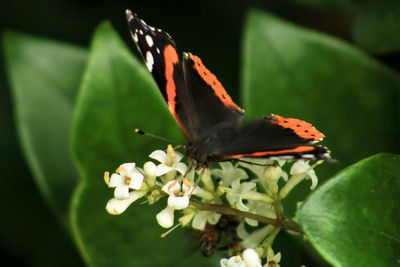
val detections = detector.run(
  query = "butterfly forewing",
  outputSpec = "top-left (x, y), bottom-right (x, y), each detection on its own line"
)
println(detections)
top-left (126, 10), bottom-right (193, 140)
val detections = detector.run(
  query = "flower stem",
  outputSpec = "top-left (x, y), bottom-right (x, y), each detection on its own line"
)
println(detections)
top-left (190, 199), bottom-right (303, 233)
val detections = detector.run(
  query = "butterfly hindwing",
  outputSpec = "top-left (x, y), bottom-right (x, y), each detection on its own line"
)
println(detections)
top-left (216, 115), bottom-right (330, 160)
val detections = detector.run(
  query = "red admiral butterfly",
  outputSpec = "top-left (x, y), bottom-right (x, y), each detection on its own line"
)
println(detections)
top-left (126, 10), bottom-right (331, 167)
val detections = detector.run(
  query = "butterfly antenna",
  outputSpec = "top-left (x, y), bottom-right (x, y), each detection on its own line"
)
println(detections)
top-left (134, 128), bottom-right (179, 145)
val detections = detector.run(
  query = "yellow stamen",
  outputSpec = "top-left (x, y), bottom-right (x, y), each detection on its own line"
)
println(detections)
top-left (104, 171), bottom-right (110, 185)
top-left (125, 177), bottom-right (131, 185)
top-left (168, 180), bottom-right (179, 190)
top-left (165, 145), bottom-right (176, 166)
top-left (234, 255), bottom-right (241, 263)
top-left (182, 177), bottom-right (191, 188)
top-left (115, 166), bottom-right (126, 174)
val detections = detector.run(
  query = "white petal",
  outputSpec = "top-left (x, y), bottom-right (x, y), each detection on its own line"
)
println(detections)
top-left (168, 195), bottom-right (189, 210)
top-left (273, 252), bottom-right (282, 263)
top-left (207, 212), bottom-right (222, 225)
top-left (156, 164), bottom-right (174, 176)
top-left (245, 217), bottom-right (258, 227)
top-left (242, 225), bottom-right (275, 248)
top-left (114, 185), bottom-right (130, 199)
top-left (156, 206), bottom-right (174, 228)
top-left (175, 162), bottom-right (187, 175)
top-left (236, 198), bottom-right (249, 211)
top-left (106, 191), bottom-right (142, 215)
top-left (220, 258), bottom-right (229, 267)
top-left (175, 150), bottom-right (184, 162)
top-left (242, 248), bottom-right (261, 267)
top-left (290, 160), bottom-right (309, 175)
top-left (236, 222), bottom-right (249, 240)
top-left (149, 150), bottom-right (167, 163)
top-left (129, 174), bottom-right (144, 190)
top-left (309, 171), bottom-right (318, 190)
top-left (226, 255), bottom-right (245, 267)
top-left (162, 180), bottom-right (180, 194)
top-left (119, 162), bottom-right (136, 176)
top-left (192, 212), bottom-right (208, 230)
top-left (109, 173), bottom-right (123, 188)
top-left (240, 182), bottom-right (257, 193)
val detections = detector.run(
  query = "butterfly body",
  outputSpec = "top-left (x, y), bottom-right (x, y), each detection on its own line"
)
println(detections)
top-left (126, 10), bottom-right (331, 165)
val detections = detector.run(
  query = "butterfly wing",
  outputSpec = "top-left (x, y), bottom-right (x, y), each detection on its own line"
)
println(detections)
top-left (181, 53), bottom-right (244, 142)
top-left (214, 114), bottom-right (330, 160)
top-left (126, 10), bottom-right (193, 140)
top-left (127, 10), bottom-right (330, 161)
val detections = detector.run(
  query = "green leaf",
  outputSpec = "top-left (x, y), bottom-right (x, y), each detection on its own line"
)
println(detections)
top-left (71, 22), bottom-right (215, 266)
top-left (3, 31), bottom-right (87, 223)
top-left (298, 153), bottom-right (400, 266)
top-left (353, 0), bottom-right (400, 54)
top-left (295, 0), bottom-right (400, 54)
top-left (242, 10), bottom-right (400, 182)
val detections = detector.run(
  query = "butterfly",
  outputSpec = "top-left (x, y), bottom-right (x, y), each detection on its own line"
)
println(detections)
top-left (125, 10), bottom-right (331, 167)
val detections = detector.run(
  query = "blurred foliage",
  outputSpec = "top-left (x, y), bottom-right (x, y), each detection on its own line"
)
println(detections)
top-left (298, 153), bottom-right (400, 266)
top-left (1, 0), bottom-right (399, 266)
top-left (296, 0), bottom-right (400, 54)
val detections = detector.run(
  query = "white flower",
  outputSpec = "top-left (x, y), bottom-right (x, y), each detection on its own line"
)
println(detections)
top-left (239, 159), bottom-right (273, 178)
top-left (106, 191), bottom-right (145, 215)
top-left (192, 211), bottom-right (221, 230)
top-left (106, 163), bottom-right (144, 199)
top-left (242, 248), bottom-right (262, 267)
top-left (226, 179), bottom-right (257, 211)
top-left (213, 162), bottom-right (248, 187)
top-left (237, 223), bottom-right (275, 248)
top-left (280, 160), bottom-right (320, 199)
top-left (244, 200), bottom-right (276, 226)
top-left (220, 255), bottom-right (245, 267)
top-left (156, 206), bottom-right (175, 228)
top-left (149, 145), bottom-right (187, 177)
top-left (290, 160), bottom-right (318, 190)
top-left (162, 178), bottom-right (192, 210)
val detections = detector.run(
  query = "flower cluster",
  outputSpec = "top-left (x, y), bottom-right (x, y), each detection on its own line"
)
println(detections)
top-left (104, 145), bottom-right (322, 266)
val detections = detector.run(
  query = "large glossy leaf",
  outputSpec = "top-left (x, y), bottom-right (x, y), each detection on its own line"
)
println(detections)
top-left (70, 22), bottom-right (215, 266)
top-left (3, 31), bottom-right (87, 223)
top-left (242, 10), bottom-right (400, 183)
top-left (298, 153), bottom-right (400, 266)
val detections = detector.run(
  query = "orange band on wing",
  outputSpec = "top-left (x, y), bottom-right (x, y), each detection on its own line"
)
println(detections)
top-left (270, 114), bottom-right (325, 141)
top-left (228, 146), bottom-right (316, 158)
top-left (189, 54), bottom-right (243, 112)
top-left (163, 45), bottom-right (190, 139)
top-left (164, 45), bottom-right (179, 115)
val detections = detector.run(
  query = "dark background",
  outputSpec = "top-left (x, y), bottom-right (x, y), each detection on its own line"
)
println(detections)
top-left (1, 0), bottom-right (398, 266)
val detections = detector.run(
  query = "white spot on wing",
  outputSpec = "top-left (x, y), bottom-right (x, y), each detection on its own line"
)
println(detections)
top-left (145, 51), bottom-right (154, 72)
top-left (156, 48), bottom-right (160, 54)
top-left (131, 32), bottom-right (138, 42)
top-left (139, 29), bottom-right (143, 35)
top-left (145, 35), bottom-right (153, 47)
